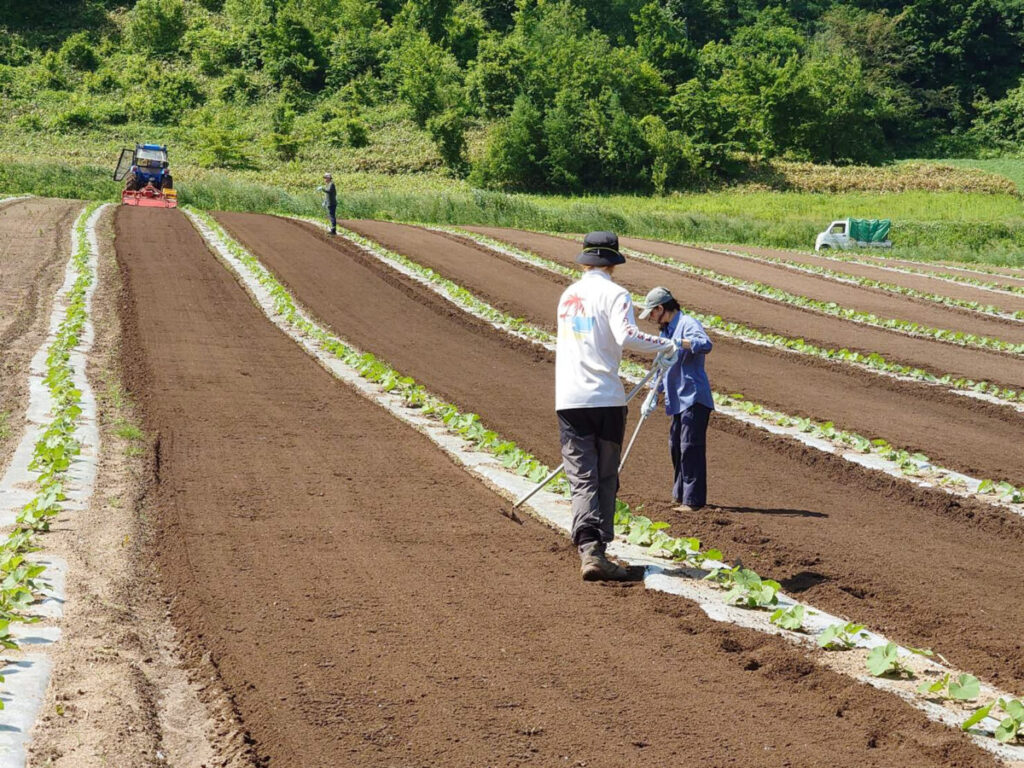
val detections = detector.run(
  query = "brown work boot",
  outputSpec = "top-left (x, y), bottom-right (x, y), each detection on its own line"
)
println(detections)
top-left (579, 543), bottom-right (631, 582)
top-left (673, 503), bottom-right (704, 512)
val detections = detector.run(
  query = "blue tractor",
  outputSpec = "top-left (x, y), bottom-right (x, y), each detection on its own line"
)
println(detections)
top-left (114, 144), bottom-right (177, 208)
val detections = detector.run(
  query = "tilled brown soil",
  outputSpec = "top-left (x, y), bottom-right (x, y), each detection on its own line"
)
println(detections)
top-left (616, 236), bottom-right (1024, 341)
top-left (464, 227), bottom-right (1024, 391)
top-left (109, 209), bottom-right (1005, 768)
top-left (216, 212), bottom-right (1024, 696)
top-left (710, 242), bottom-right (1024, 313)
top-left (0, 198), bottom-right (81, 470)
top-left (341, 220), bottom-right (1024, 487)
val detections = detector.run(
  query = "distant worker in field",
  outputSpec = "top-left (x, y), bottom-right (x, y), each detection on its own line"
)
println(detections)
top-left (556, 232), bottom-right (679, 582)
top-left (638, 286), bottom-right (714, 512)
top-left (318, 172), bottom-right (337, 235)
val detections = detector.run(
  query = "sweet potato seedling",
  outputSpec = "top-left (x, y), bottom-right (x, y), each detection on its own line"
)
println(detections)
top-left (866, 642), bottom-right (914, 678)
top-left (918, 673), bottom-right (980, 701)
top-left (995, 699), bottom-right (1024, 743)
top-left (770, 604), bottom-right (805, 630)
top-left (818, 622), bottom-right (867, 650)
top-left (723, 568), bottom-right (781, 608)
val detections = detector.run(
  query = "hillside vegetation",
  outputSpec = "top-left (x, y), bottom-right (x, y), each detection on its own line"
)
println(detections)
top-left (1, 0), bottom-right (1023, 195)
top-left (1, 0), bottom-right (1023, 265)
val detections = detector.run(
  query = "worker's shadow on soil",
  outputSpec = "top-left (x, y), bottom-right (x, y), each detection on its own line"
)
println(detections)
top-left (714, 505), bottom-right (827, 519)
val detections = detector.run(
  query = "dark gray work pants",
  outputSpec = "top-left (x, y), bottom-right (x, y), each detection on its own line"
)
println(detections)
top-left (327, 202), bottom-right (337, 233)
top-left (557, 406), bottom-right (627, 551)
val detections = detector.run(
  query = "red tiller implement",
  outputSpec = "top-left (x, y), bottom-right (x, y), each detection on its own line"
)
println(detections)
top-left (121, 184), bottom-right (178, 208)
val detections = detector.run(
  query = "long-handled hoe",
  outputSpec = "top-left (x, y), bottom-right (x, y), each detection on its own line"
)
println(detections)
top-left (500, 360), bottom-right (663, 523)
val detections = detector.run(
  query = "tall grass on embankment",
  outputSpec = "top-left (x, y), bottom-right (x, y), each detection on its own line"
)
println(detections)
top-left (0, 161), bottom-right (121, 202)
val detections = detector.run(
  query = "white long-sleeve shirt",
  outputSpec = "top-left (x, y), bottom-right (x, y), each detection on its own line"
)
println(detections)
top-left (555, 270), bottom-right (673, 410)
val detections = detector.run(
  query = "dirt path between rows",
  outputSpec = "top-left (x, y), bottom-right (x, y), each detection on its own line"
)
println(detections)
top-left (617, 236), bottom-right (1024, 340)
top-left (343, 220), bottom-right (1024, 488)
top-left (465, 227), bottom-right (1024, 391)
top-left (214, 212), bottom-right (1024, 697)
top-left (26, 207), bottom-right (223, 768)
top-left (112, 208), bottom-right (1005, 768)
top-left (711, 243), bottom-right (1024, 312)
top-left (0, 198), bottom-right (80, 472)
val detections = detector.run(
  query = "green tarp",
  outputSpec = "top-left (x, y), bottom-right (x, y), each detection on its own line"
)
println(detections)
top-left (849, 218), bottom-right (891, 242)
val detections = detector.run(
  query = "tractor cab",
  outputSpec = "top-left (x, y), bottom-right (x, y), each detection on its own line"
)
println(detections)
top-left (114, 144), bottom-right (177, 208)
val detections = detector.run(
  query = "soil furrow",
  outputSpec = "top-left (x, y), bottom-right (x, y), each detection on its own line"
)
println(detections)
top-left (0, 197), bottom-right (81, 472)
top-left (715, 244), bottom-right (1024, 287)
top-left (464, 227), bottom-right (1024, 391)
top-left (112, 208), bottom-right (1005, 768)
top-left (709, 242), bottom-right (1024, 311)
top-left (214, 211), bottom-right (1024, 696)
top-left (619, 237), bottom-right (1024, 334)
top-left (344, 219), bottom-right (1024, 488)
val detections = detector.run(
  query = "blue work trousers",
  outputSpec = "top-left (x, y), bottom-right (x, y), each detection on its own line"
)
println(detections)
top-left (327, 203), bottom-right (337, 233)
top-left (670, 404), bottom-right (711, 507)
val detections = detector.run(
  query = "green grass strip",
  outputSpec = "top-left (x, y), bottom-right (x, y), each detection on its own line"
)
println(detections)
top-left (442, 226), bottom-right (1024, 406)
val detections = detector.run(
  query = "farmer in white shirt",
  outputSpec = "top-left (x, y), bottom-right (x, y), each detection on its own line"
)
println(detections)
top-left (556, 231), bottom-right (679, 581)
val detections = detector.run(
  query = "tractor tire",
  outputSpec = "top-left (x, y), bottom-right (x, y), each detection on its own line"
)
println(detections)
top-left (123, 172), bottom-right (139, 192)
top-left (163, 174), bottom-right (174, 190)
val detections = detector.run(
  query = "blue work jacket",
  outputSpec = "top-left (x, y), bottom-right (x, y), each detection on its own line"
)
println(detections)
top-left (660, 312), bottom-right (714, 415)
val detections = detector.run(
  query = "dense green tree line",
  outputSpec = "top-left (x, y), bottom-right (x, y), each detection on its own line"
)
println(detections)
top-left (0, 0), bottom-right (1021, 191)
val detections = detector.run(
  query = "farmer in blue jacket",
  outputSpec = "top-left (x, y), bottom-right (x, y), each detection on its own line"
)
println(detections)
top-left (638, 286), bottom-right (714, 511)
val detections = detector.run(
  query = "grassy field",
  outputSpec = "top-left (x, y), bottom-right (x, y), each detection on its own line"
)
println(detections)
top-left (933, 158), bottom-right (1024, 193)
top-left (3, 136), bottom-right (1023, 266)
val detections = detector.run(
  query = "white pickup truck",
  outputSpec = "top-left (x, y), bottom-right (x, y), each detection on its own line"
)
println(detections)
top-left (815, 218), bottom-right (892, 251)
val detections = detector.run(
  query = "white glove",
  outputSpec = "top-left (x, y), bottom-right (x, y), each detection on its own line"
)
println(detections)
top-left (656, 341), bottom-right (680, 371)
top-left (641, 387), bottom-right (660, 418)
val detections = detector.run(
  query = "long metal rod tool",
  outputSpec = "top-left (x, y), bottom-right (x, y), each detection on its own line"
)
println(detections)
top-left (618, 369), bottom-right (665, 473)
top-left (511, 362), bottom-right (662, 510)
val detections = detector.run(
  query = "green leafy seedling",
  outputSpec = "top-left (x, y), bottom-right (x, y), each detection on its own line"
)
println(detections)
top-left (962, 702), bottom-right (994, 732)
top-left (866, 642), bottom-right (913, 678)
top-left (769, 604), bottom-right (805, 631)
top-left (817, 622), bottom-right (866, 650)
top-left (949, 674), bottom-right (981, 701)
top-left (724, 568), bottom-right (780, 608)
top-left (917, 673), bottom-right (979, 701)
top-left (995, 698), bottom-right (1024, 743)
top-left (918, 673), bottom-right (950, 696)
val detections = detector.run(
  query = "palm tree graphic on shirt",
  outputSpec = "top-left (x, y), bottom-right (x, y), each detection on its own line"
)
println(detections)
top-left (559, 293), bottom-right (594, 336)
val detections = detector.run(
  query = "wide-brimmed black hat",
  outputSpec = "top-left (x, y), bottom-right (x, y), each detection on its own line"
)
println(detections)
top-left (576, 231), bottom-right (626, 266)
